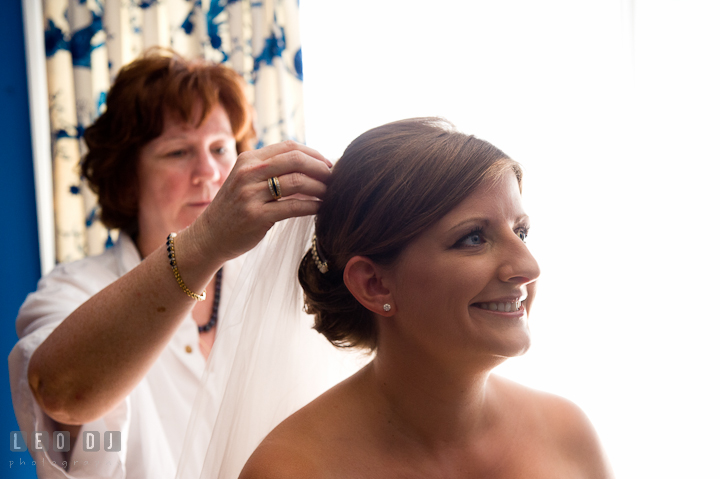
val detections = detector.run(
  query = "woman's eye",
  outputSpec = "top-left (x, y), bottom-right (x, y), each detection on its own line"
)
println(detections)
top-left (215, 147), bottom-right (227, 155)
top-left (517, 229), bottom-right (528, 243)
top-left (167, 149), bottom-right (186, 158)
top-left (456, 229), bottom-right (485, 248)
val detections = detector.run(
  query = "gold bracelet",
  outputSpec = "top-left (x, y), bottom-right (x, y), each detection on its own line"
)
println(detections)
top-left (166, 233), bottom-right (206, 301)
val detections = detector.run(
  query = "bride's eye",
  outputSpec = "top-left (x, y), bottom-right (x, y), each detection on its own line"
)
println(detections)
top-left (516, 228), bottom-right (529, 243)
top-left (454, 228), bottom-right (486, 248)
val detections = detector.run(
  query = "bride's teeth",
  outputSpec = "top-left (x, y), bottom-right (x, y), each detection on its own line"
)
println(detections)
top-left (476, 301), bottom-right (523, 312)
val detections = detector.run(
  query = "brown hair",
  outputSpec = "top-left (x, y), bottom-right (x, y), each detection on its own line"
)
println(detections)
top-left (82, 47), bottom-right (255, 233)
top-left (299, 118), bottom-right (521, 351)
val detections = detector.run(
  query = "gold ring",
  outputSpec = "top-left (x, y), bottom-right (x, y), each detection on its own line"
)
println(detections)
top-left (267, 177), bottom-right (282, 200)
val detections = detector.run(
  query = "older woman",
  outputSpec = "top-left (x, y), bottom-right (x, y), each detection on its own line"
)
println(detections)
top-left (9, 49), bottom-right (331, 478)
top-left (238, 118), bottom-right (614, 478)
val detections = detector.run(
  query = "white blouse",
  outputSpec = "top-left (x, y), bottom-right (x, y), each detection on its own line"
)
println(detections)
top-left (9, 233), bottom-right (241, 479)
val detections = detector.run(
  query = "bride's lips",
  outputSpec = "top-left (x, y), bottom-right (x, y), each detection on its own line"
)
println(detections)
top-left (470, 296), bottom-right (527, 317)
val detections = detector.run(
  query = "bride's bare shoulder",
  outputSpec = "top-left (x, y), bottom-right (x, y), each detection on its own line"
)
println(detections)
top-left (491, 375), bottom-right (614, 478)
top-left (238, 408), bottom-right (326, 479)
top-left (239, 428), bottom-right (322, 479)
top-left (239, 380), bottom-right (355, 479)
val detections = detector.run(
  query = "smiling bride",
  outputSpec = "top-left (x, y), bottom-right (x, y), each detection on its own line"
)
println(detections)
top-left (238, 117), bottom-right (614, 479)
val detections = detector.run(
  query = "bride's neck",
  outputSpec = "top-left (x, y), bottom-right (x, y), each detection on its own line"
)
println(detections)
top-left (364, 343), bottom-right (505, 449)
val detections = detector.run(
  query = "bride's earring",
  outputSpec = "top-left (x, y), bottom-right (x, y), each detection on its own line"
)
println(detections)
top-left (383, 304), bottom-right (391, 312)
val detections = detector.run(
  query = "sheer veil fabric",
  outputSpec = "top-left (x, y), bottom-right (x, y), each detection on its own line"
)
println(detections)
top-left (176, 216), bottom-right (367, 479)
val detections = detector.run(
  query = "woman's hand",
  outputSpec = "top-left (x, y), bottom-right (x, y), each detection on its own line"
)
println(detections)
top-left (188, 141), bottom-right (332, 266)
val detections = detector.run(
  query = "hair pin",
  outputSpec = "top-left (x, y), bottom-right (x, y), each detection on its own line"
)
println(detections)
top-left (312, 235), bottom-right (329, 274)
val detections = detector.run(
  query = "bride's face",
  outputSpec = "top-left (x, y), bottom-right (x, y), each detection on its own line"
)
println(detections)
top-left (382, 170), bottom-right (541, 363)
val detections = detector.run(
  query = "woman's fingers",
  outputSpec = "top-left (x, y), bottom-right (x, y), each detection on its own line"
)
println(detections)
top-left (267, 174), bottom-right (327, 201)
top-left (257, 149), bottom-right (333, 183)
top-left (248, 140), bottom-right (332, 168)
top-left (264, 198), bottom-right (323, 223)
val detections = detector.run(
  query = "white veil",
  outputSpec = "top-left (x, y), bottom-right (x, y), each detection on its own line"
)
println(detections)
top-left (176, 216), bottom-right (365, 479)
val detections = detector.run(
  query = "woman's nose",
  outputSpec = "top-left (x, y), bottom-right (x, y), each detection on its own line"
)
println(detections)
top-left (192, 149), bottom-right (221, 184)
top-left (498, 232), bottom-right (541, 285)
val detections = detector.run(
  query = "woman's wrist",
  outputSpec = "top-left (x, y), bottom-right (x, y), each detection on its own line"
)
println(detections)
top-left (169, 224), bottom-right (225, 294)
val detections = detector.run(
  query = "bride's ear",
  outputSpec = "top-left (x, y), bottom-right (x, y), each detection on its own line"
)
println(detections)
top-left (343, 256), bottom-right (394, 316)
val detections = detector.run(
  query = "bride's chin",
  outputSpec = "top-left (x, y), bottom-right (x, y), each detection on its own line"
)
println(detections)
top-left (477, 333), bottom-right (532, 362)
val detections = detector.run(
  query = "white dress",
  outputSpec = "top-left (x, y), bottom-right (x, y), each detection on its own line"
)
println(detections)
top-left (8, 232), bottom-right (243, 479)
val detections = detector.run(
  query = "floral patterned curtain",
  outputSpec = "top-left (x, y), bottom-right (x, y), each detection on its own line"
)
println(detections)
top-left (43, 0), bottom-right (304, 263)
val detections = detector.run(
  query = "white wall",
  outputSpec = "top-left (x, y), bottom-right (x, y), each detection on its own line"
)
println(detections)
top-left (300, 1), bottom-right (720, 478)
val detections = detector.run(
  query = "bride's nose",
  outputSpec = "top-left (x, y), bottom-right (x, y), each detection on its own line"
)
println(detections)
top-left (497, 231), bottom-right (541, 285)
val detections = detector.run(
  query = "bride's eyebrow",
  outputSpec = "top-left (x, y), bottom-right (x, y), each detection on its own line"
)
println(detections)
top-left (446, 213), bottom-right (531, 234)
top-left (445, 217), bottom-right (491, 235)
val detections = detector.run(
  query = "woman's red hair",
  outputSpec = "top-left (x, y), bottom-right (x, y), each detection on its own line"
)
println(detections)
top-left (82, 47), bottom-right (255, 234)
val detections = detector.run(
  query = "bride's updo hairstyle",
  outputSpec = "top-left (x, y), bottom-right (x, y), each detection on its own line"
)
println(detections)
top-left (299, 117), bottom-right (521, 351)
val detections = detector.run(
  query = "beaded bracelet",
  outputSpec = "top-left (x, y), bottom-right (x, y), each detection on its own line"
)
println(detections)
top-left (166, 232), bottom-right (206, 301)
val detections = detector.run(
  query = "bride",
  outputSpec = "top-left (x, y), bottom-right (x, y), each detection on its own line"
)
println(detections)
top-left (179, 118), bottom-right (613, 478)
top-left (178, 118), bottom-right (612, 479)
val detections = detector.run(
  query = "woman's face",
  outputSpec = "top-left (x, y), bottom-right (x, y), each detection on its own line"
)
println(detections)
top-left (136, 104), bottom-right (237, 247)
top-left (381, 170), bottom-right (541, 365)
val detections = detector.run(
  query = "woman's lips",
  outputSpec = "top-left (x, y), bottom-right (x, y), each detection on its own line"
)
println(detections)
top-left (475, 300), bottom-right (522, 312)
top-left (470, 296), bottom-right (528, 315)
top-left (472, 292), bottom-right (527, 313)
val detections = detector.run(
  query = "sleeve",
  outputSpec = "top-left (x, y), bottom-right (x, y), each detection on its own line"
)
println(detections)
top-left (8, 260), bottom-right (130, 479)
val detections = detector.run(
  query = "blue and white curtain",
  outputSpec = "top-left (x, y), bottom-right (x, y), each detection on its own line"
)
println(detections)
top-left (43, 0), bottom-right (304, 263)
